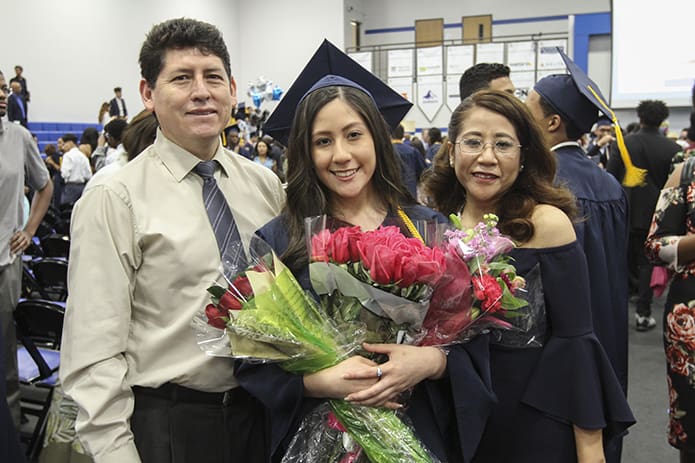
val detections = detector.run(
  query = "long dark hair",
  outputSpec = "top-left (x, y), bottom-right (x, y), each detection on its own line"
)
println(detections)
top-left (423, 90), bottom-right (576, 243)
top-left (281, 85), bottom-right (412, 273)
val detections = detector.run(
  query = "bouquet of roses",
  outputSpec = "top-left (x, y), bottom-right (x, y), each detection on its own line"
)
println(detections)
top-left (418, 213), bottom-right (529, 347)
top-left (307, 216), bottom-right (446, 348)
top-left (192, 237), bottom-right (440, 463)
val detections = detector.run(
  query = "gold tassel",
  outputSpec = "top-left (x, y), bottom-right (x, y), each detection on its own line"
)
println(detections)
top-left (587, 85), bottom-right (647, 187)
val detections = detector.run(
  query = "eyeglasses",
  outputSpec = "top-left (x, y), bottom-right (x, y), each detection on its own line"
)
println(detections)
top-left (453, 138), bottom-right (522, 157)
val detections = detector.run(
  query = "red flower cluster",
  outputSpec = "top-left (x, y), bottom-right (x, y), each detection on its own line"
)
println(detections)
top-left (205, 275), bottom-right (253, 329)
top-left (472, 274), bottom-right (504, 313)
top-left (311, 225), bottom-right (445, 288)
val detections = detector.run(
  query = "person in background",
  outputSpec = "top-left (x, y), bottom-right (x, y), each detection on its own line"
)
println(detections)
top-left (59, 133), bottom-right (92, 206)
top-left (424, 89), bottom-right (634, 462)
top-left (108, 86), bottom-right (128, 120)
top-left (391, 123), bottom-right (426, 198)
top-left (61, 18), bottom-right (285, 462)
top-left (78, 127), bottom-right (99, 158)
top-left (607, 100), bottom-right (683, 332)
top-left (425, 127), bottom-right (443, 163)
top-left (44, 143), bottom-right (63, 209)
top-left (98, 101), bottom-right (111, 126)
top-left (252, 138), bottom-right (276, 171)
top-left (7, 81), bottom-right (28, 127)
top-left (586, 117), bottom-right (615, 167)
top-left (458, 62), bottom-right (515, 101)
top-left (0, 68), bottom-right (53, 438)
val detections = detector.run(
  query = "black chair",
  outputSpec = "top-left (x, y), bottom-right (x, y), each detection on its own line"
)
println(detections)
top-left (31, 258), bottom-right (68, 302)
top-left (39, 234), bottom-right (70, 259)
top-left (21, 261), bottom-right (51, 300)
top-left (15, 299), bottom-right (65, 462)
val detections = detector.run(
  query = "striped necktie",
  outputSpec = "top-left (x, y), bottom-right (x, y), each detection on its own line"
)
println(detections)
top-left (193, 160), bottom-right (247, 272)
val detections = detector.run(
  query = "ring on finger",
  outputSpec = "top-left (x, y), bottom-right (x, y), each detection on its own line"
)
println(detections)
top-left (376, 366), bottom-right (382, 379)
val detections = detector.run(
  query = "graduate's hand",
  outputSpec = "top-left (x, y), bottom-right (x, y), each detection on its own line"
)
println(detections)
top-left (303, 355), bottom-right (380, 400)
top-left (342, 343), bottom-right (447, 409)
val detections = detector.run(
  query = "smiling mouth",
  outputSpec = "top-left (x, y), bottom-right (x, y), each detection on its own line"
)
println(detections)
top-left (188, 110), bottom-right (216, 116)
top-left (332, 168), bottom-right (360, 178)
top-left (473, 172), bottom-right (498, 179)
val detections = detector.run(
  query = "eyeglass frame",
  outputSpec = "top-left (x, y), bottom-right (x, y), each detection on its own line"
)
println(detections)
top-left (450, 138), bottom-right (523, 157)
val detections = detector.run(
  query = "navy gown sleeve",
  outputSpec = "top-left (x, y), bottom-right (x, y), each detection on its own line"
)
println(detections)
top-left (520, 242), bottom-right (635, 438)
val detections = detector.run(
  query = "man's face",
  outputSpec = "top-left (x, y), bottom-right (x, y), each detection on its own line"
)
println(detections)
top-left (140, 47), bottom-right (236, 159)
top-left (115, 90), bottom-right (122, 98)
top-left (0, 76), bottom-right (8, 117)
top-left (57, 138), bottom-right (65, 153)
top-left (595, 124), bottom-right (612, 138)
top-left (10, 81), bottom-right (21, 94)
top-left (488, 76), bottom-right (515, 95)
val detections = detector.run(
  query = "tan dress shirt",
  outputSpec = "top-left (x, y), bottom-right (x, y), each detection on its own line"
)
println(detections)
top-left (61, 131), bottom-right (285, 462)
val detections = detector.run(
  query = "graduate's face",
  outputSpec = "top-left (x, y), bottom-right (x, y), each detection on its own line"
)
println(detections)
top-left (140, 47), bottom-right (236, 160)
top-left (311, 98), bottom-right (377, 207)
top-left (449, 106), bottom-right (522, 210)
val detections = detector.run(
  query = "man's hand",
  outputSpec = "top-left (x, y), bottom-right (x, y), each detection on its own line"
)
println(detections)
top-left (10, 229), bottom-right (32, 256)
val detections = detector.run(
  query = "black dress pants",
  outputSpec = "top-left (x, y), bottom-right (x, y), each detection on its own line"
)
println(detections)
top-left (132, 383), bottom-right (269, 463)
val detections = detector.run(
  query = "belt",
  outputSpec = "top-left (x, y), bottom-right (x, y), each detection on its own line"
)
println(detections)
top-left (132, 382), bottom-right (246, 406)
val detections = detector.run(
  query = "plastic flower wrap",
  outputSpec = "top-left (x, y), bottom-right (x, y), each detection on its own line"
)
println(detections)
top-left (191, 237), bottom-right (440, 463)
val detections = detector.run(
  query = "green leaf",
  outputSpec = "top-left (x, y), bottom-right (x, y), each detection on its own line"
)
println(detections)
top-left (449, 213), bottom-right (462, 230)
top-left (498, 278), bottom-right (529, 310)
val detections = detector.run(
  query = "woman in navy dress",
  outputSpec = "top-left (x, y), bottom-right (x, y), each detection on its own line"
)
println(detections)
top-left (236, 52), bottom-right (496, 460)
top-left (423, 90), bottom-right (634, 462)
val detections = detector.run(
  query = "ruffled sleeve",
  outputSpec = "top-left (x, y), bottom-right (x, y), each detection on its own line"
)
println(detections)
top-left (519, 242), bottom-right (635, 438)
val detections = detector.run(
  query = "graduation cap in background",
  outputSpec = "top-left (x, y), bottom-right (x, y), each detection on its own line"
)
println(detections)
top-left (263, 39), bottom-right (413, 146)
top-left (534, 47), bottom-right (646, 187)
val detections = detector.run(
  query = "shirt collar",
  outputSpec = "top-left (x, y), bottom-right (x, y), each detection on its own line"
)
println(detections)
top-left (550, 141), bottom-right (582, 151)
top-left (153, 129), bottom-right (231, 182)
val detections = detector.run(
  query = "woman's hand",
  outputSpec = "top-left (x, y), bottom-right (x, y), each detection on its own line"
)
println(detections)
top-left (573, 425), bottom-right (605, 463)
top-left (341, 343), bottom-right (447, 408)
top-left (303, 355), bottom-right (380, 400)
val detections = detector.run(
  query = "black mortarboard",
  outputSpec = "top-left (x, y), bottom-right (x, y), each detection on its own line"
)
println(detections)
top-left (263, 39), bottom-right (412, 146)
top-left (534, 47), bottom-right (646, 186)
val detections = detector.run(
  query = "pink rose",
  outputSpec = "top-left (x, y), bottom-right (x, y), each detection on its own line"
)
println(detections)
top-left (330, 226), bottom-right (361, 264)
top-left (311, 229), bottom-right (332, 262)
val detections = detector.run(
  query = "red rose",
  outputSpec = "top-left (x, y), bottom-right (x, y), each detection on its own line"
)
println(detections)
top-left (311, 229), bottom-right (332, 262)
top-left (472, 274), bottom-right (503, 313)
top-left (330, 227), bottom-right (361, 264)
top-left (205, 303), bottom-right (228, 329)
top-left (231, 275), bottom-right (253, 299)
top-left (369, 244), bottom-right (398, 285)
top-left (666, 343), bottom-right (690, 376)
top-left (218, 291), bottom-right (243, 312)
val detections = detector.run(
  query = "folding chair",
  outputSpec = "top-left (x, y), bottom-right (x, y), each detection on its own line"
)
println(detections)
top-left (14, 299), bottom-right (65, 462)
top-left (39, 234), bottom-right (70, 259)
top-left (30, 258), bottom-right (68, 302)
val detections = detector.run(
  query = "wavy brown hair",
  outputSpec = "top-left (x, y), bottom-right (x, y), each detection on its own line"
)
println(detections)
top-left (422, 90), bottom-right (576, 243)
top-left (280, 85), bottom-right (413, 273)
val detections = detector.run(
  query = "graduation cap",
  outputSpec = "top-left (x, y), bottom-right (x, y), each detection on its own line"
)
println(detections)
top-left (534, 48), bottom-right (646, 187)
top-left (263, 39), bottom-right (412, 146)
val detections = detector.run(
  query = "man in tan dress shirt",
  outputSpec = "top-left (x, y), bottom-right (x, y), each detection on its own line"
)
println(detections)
top-left (61, 19), bottom-right (285, 463)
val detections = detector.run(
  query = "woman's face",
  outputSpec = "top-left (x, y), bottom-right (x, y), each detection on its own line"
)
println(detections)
top-left (449, 106), bottom-right (522, 210)
top-left (256, 141), bottom-right (268, 156)
top-left (311, 98), bottom-right (377, 207)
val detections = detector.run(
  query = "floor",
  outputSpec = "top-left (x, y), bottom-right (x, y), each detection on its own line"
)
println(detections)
top-left (622, 293), bottom-right (680, 462)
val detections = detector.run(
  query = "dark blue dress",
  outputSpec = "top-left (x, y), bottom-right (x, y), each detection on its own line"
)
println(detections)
top-left (473, 241), bottom-right (635, 462)
top-left (236, 204), bottom-right (496, 463)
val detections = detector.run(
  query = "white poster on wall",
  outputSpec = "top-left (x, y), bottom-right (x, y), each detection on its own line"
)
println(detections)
top-left (538, 40), bottom-right (568, 69)
top-left (388, 49), bottom-right (414, 78)
top-left (510, 71), bottom-right (537, 101)
top-left (446, 80), bottom-right (461, 111)
top-left (348, 52), bottom-right (373, 73)
top-left (446, 45), bottom-right (475, 75)
top-left (387, 77), bottom-right (414, 102)
top-left (417, 75), bottom-right (443, 122)
top-left (476, 43), bottom-right (504, 64)
top-left (417, 46), bottom-right (443, 76)
top-left (506, 42), bottom-right (535, 72)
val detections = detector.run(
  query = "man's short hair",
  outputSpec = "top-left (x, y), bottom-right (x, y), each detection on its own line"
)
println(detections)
top-left (636, 100), bottom-right (669, 128)
top-left (105, 118), bottom-right (128, 141)
top-left (459, 63), bottom-right (511, 101)
top-left (536, 93), bottom-right (584, 140)
top-left (14, 65), bottom-right (22, 72)
top-left (139, 18), bottom-right (231, 88)
top-left (428, 127), bottom-right (443, 144)
top-left (114, 87), bottom-right (122, 93)
top-left (62, 133), bottom-right (78, 144)
top-left (391, 124), bottom-right (405, 140)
